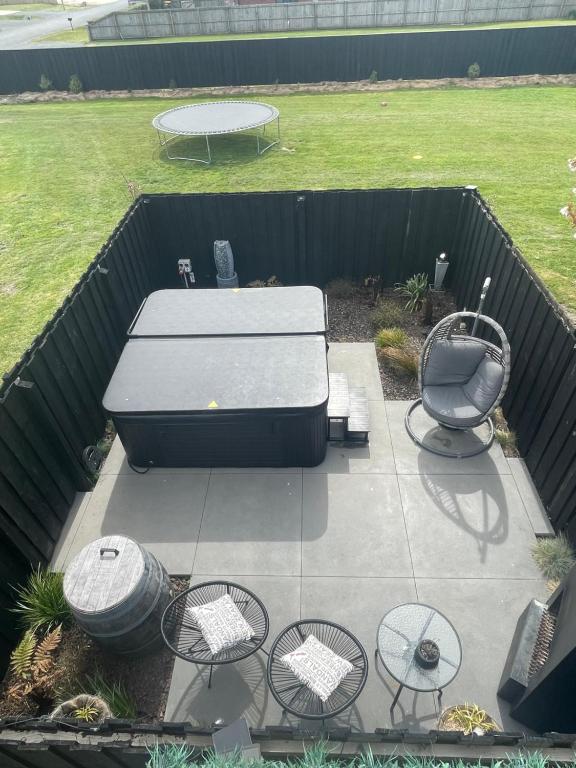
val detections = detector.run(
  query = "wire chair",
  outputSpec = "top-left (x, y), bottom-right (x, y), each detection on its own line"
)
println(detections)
top-left (161, 581), bottom-right (269, 687)
top-left (267, 619), bottom-right (368, 721)
top-left (405, 309), bottom-right (511, 458)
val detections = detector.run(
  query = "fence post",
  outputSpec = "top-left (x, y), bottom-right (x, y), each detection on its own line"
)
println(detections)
top-left (313, 1), bottom-right (317, 30)
top-left (463, 0), bottom-right (471, 24)
top-left (295, 195), bottom-right (307, 283)
top-left (433, 0), bottom-right (439, 24)
top-left (169, 10), bottom-right (176, 36)
top-left (226, 4), bottom-right (231, 33)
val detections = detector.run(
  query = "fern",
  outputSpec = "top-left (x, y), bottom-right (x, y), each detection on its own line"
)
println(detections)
top-left (10, 630), bottom-right (36, 679)
top-left (33, 625), bottom-right (62, 675)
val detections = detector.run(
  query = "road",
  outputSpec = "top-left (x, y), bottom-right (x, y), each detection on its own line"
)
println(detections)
top-left (0, 0), bottom-right (127, 49)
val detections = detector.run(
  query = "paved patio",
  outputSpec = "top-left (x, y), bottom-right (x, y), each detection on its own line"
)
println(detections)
top-left (52, 343), bottom-right (551, 734)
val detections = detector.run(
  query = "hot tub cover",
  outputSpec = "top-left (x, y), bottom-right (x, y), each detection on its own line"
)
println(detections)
top-left (103, 335), bottom-right (328, 415)
top-left (129, 287), bottom-right (326, 338)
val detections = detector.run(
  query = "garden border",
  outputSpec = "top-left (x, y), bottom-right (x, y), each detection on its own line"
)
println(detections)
top-left (0, 719), bottom-right (576, 767)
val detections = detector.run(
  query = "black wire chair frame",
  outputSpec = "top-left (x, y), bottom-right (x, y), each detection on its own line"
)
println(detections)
top-left (161, 581), bottom-right (269, 687)
top-left (267, 619), bottom-right (368, 721)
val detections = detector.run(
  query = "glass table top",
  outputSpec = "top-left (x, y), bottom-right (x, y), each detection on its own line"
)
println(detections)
top-left (377, 603), bottom-right (462, 692)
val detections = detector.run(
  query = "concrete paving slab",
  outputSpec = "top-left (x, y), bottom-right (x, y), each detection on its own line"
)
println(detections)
top-left (386, 401), bottom-right (511, 475)
top-left (194, 474), bottom-right (302, 576)
top-left (61, 473), bottom-right (210, 574)
top-left (508, 458), bottom-right (555, 537)
top-left (399, 474), bottom-right (542, 579)
top-left (304, 428), bottom-right (396, 475)
top-left (50, 492), bottom-right (91, 572)
top-left (328, 343), bottom-right (383, 402)
top-left (416, 577), bottom-right (549, 733)
top-left (302, 474), bottom-right (412, 577)
top-left (165, 575), bottom-right (300, 725)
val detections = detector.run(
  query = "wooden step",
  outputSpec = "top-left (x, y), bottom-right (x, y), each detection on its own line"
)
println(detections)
top-left (347, 387), bottom-right (369, 442)
top-left (327, 372), bottom-right (350, 441)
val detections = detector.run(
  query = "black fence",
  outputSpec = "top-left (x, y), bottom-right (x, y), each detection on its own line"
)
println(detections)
top-left (0, 201), bottom-right (156, 668)
top-left (0, 186), bottom-right (575, 679)
top-left (145, 188), bottom-right (462, 288)
top-left (451, 190), bottom-right (576, 539)
top-left (1, 24), bottom-right (576, 94)
top-left (0, 720), bottom-right (574, 768)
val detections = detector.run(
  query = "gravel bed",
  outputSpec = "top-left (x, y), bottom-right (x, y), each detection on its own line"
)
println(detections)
top-left (327, 288), bottom-right (456, 400)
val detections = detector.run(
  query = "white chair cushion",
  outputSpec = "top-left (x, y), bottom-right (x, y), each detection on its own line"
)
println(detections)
top-left (280, 634), bottom-right (353, 702)
top-left (189, 594), bottom-right (254, 656)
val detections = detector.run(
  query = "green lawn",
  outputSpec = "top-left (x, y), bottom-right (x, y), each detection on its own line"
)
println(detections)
top-left (37, 18), bottom-right (576, 45)
top-left (0, 87), bottom-right (574, 374)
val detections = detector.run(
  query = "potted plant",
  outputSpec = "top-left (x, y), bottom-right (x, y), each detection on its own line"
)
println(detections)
top-left (438, 702), bottom-right (500, 735)
top-left (51, 693), bottom-right (112, 723)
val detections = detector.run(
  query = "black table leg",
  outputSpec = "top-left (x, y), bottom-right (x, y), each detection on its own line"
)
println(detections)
top-left (437, 687), bottom-right (443, 709)
top-left (390, 683), bottom-right (404, 712)
top-left (208, 665), bottom-right (213, 689)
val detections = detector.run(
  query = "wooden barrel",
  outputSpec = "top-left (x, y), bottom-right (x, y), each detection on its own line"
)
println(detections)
top-left (63, 535), bottom-right (172, 655)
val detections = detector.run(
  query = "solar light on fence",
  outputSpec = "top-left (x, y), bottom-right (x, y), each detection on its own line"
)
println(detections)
top-left (434, 252), bottom-right (449, 290)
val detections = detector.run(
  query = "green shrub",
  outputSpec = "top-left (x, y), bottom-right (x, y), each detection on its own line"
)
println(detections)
top-left (379, 347), bottom-right (419, 379)
top-left (394, 273), bottom-right (429, 312)
top-left (369, 69), bottom-right (378, 84)
top-left (467, 62), bottom-right (481, 79)
top-left (12, 568), bottom-right (72, 633)
top-left (370, 299), bottom-right (405, 330)
top-left (495, 427), bottom-right (517, 452)
top-left (68, 74), bottom-right (83, 94)
top-left (324, 278), bottom-right (359, 298)
top-left (39, 73), bottom-right (53, 91)
top-left (375, 327), bottom-right (408, 349)
top-left (83, 670), bottom-right (137, 719)
top-left (147, 743), bottom-right (195, 768)
top-left (567, 8), bottom-right (576, 18)
top-left (532, 534), bottom-right (575, 581)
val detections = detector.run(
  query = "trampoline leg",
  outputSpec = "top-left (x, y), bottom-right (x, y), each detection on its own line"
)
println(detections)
top-left (206, 135), bottom-right (212, 165)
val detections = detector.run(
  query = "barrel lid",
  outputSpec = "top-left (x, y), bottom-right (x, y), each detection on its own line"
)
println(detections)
top-left (63, 536), bottom-right (146, 614)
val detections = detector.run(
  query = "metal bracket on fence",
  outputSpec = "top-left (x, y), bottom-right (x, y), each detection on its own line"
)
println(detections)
top-left (14, 377), bottom-right (34, 390)
top-left (97, 264), bottom-right (109, 275)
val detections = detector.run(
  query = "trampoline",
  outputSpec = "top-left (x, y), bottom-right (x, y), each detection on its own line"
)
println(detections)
top-left (152, 101), bottom-right (280, 165)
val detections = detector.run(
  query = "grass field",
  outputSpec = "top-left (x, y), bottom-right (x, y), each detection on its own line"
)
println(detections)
top-left (37, 17), bottom-right (576, 45)
top-left (0, 87), bottom-right (574, 374)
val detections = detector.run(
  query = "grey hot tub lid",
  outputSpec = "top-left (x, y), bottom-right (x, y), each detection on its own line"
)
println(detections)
top-left (103, 335), bottom-right (329, 415)
top-left (128, 286), bottom-right (326, 338)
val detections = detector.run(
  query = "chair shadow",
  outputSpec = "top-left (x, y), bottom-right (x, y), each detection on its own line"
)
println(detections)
top-left (168, 651), bottom-right (271, 727)
top-left (417, 451), bottom-right (509, 564)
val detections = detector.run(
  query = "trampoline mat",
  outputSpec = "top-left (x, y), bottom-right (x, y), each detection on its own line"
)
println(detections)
top-left (152, 101), bottom-right (279, 136)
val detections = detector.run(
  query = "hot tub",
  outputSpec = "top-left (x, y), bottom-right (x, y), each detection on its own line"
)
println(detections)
top-left (103, 335), bottom-right (328, 468)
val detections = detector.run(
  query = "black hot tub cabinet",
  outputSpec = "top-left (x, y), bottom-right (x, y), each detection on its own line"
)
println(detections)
top-left (103, 335), bottom-right (329, 468)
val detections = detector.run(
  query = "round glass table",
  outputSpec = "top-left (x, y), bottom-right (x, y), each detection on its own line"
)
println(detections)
top-left (376, 603), bottom-right (462, 712)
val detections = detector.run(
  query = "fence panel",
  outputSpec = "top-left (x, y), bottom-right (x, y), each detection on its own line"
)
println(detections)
top-left (1, 25), bottom-right (576, 93)
top-left (450, 189), bottom-right (576, 534)
top-left (0, 201), bottom-right (155, 675)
